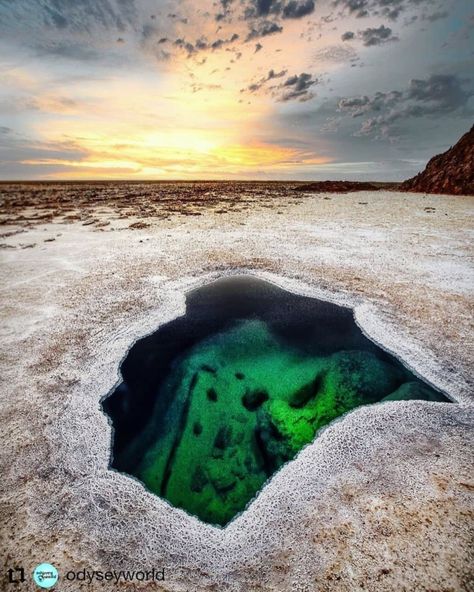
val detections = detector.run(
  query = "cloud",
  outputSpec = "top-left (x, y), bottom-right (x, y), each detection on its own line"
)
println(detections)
top-left (313, 45), bottom-right (358, 63)
top-left (247, 0), bottom-right (281, 17)
top-left (173, 38), bottom-right (196, 55)
top-left (341, 24), bottom-right (398, 47)
top-left (3, 0), bottom-right (139, 33)
top-left (191, 82), bottom-right (223, 93)
top-left (359, 25), bottom-right (397, 46)
top-left (337, 74), bottom-right (473, 138)
top-left (282, 1), bottom-right (315, 19)
top-left (422, 10), bottom-right (448, 22)
top-left (0, 0), bottom-right (162, 65)
top-left (173, 33), bottom-right (240, 56)
top-left (216, 0), bottom-right (236, 20)
top-left (268, 68), bottom-right (289, 80)
top-left (141, 23), bottom-right (159, 41)
top-left (242, 68), bottom-right (288, 92)
top-left (243, 0), bottom-right (315, 19)
top-left (278, 72), bottom-right (317, 101)
top-left (440, 13), bottom-right (474, 49)
top-left (167, 13), bottom-right (188, 24)
top-left (407, 75), bottom-right (472, 110)
top-left (240, 69), bottom-right (316, 102)
top-left (341, 31), bottom-right (355, 40)
top-left (333, 0), bottom-right (371, 19)
top-left (33, 41), bottom-right (102, 61)
top-left (246, 20), bottom-right (283, 41)
top-left (0, 129), bottom-right (88, 175)
top-left (333, 0), bottom-right (434, 21)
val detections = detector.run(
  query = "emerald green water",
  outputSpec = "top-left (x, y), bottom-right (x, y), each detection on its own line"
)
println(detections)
top-left (104, 277), bottom-right (448, 526)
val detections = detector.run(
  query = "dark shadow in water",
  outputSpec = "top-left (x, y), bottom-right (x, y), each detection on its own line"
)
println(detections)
top-left (102, 276), bottom-right (450, 526)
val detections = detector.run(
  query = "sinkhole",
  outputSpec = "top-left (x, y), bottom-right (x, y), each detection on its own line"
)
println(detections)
top-left (103, 276), bottom-right (449, 526)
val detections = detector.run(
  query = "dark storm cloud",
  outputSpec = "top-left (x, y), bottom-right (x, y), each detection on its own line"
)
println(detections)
top-left (245, 20), bottom-right (283, 41)
top-left (279, 72), bottom-right (317, 101)
top-left (282, 0), bottom-right (315, 18)
top-left (407, 75), bottom-right (472, 110)
top-left (332, 0), bottom-right (434, 21)
top-left (173, 32), bottom-right (240, 56)
top-left (359, 25), bottom-right (397, 46)
top-left (337, 74), bottom-right (473, 138)
top-left (243, 0), bottom-right (315, 19)
top-left (240, 69), bottom-right (316, 101)
top-left (250, 0), bottom-right (280, 17)
top-left (195, 38), bottom-right (209, 50)
top-left (173, 38), bottom-right (196, 55)
top-left (215, 0), bottom-right (235, 21)
top-left (338, 91), bottom-right (402, 116)
top-left (341, 31), bottom-right (355, 40)
top-left (341, 24), bottom-right (398, 47)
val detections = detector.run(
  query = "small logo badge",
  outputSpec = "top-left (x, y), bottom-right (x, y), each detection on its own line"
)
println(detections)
top-left (32, 564), bottom-right (58, 589)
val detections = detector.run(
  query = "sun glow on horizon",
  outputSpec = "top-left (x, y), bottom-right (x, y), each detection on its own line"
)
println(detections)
top-left (16, 66), bottom-right (332, 179)
top-left (0, 1), bottom-right (345, 180)
top-left (1, 0), bottom-right (470, 181)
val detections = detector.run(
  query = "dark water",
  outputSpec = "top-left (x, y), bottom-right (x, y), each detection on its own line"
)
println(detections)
top-left (103, 276), bottom-right (449, 526)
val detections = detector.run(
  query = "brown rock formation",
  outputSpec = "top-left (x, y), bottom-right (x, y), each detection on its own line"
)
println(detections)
top-left (401, 126), bottom-right (474, 195)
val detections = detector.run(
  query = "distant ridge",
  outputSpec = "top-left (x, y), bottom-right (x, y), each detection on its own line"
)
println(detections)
top-left (401, 126), bottom-right (474, 196)
top-left (294, 180), bottom-right (395, 193)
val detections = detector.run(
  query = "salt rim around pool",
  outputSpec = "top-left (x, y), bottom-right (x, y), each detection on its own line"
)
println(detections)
top-left (102, 275), bottom-right (450, 527)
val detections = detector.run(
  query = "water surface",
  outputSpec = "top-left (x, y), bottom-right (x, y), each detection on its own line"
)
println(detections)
top-left (103, 276), bottom-right (448, 526)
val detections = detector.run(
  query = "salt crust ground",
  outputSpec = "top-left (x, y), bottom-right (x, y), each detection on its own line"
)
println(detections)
top-left (0, 189), bottom-right (473, 592)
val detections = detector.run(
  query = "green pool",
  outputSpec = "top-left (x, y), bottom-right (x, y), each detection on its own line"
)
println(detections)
top-left (103, 277), bottom-right (448, 526)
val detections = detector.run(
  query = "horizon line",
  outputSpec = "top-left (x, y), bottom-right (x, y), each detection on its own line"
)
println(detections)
top-left (0, 178), bottom-right (400, 184)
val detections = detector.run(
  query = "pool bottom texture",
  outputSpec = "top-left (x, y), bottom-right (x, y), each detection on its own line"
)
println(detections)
top-left (117, 329), bottom-right (447, 525)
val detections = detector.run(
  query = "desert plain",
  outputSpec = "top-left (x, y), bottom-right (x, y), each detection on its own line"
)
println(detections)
top-left (0, 182), bottom-right (473, 591)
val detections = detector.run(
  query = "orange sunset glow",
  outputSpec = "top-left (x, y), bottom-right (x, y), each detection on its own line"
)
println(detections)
top-left (0, 0), bottom-right (472, 180)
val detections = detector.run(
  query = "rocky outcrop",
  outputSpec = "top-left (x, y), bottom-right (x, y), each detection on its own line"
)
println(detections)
top-left (401, 126), bottom-right (474, 195)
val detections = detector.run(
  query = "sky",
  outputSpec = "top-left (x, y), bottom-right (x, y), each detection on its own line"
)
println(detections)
top-left (0, 0), bottom-right (472, 180)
